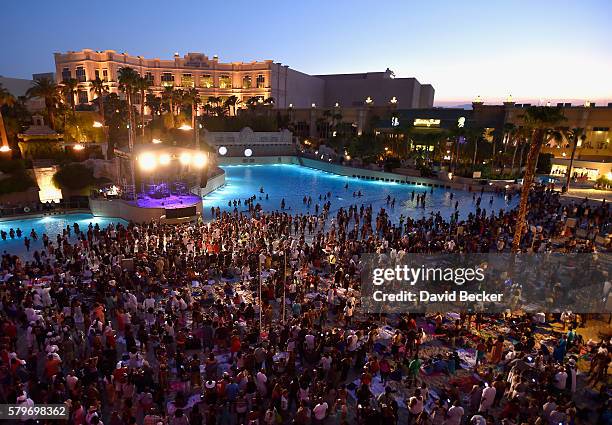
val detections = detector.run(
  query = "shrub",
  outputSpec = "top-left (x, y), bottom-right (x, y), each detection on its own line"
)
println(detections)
top-left (0, 170), bottom-right (35, 195)
top-left (52, 163), bottom-right (96, 191)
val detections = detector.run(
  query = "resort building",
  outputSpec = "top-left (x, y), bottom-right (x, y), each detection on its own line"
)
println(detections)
top-left (477, 100), bottom-right (612, 181)
top-left (367, 100), bottom-right (612, 181)
top-left (53, 49), bottom-right (434, 111)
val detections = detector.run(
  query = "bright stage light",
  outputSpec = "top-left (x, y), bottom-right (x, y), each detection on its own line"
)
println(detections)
top-left (178, 124), bottom-right (193, 131)
top-left (159, 153), bottom-right (171, 165)
top-left (193, 153), bottom-right (207, 168)
top-left (139, 152), bottom-right (157, 171)
top-left (180, 152), bottom-right (192, 165)
top-left (152, 138), bottom-right (163, 144)
top-left (218, 146), bottom-right (227, 156)
top-left (244, 148), bottom-right (253, 157)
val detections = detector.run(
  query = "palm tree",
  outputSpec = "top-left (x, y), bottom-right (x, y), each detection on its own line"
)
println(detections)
top-left (203, 103), bottom-right (214, 117)
top-left (0, 84), bottom-right (15, 150)
top-left (466, 127), bottom-right (485, 167)
top-left (162, 86), bottom-right (176, 127)
top-left (118, 67), bottom-right (139, 149)
top-left (89, 77), bottom-right (110, 156)
top-left (89, 77), bottom-right (108, 122)
top-left (224, 95), bottom-right (238, 116)
top-left (511, 106), bottom-right (566, 252)
top-left (27, 77), bottom-right (60, 129)
top-left (184, 88), bottom-right (201, 145)
top-left (145, 93), bottom-right (162, 123)
top-left (245, 96), bottom-right (259, 109)
top-left (207, 96), bottom-right (223, 116)
top-left (61, 78), bottom-right (79, 113)
top-left (563, 127), bottom-right (585, 191)
top-left (135, 76), bottom-right (151, 140)
top-left (172, 89), bottom-right (186, 117)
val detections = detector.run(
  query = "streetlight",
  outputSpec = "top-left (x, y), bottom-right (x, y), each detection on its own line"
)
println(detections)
top-left (139, 152), bottom-right (157, 171)
top-left (365, 96), bottom-right (373, 105)
top-left (179, 152), bottom-right (192, 165)
top-left (258, 252), bottom-right (266, 332)
top-left (193, 152), bottom-right (207, 168)
top-left (159, 153), bottom-right (171, 165)
top-left (390, 97), bottom-right (398, 104)
top-left (218, 146), bottom-right (227, 156)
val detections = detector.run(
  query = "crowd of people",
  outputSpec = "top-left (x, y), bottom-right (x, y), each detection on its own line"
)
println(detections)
top-left (0, 184), bottom-right (610, 425)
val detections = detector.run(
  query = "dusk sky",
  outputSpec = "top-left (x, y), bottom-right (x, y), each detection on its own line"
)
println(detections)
top-left (2, 0), bottom-right (611, 106)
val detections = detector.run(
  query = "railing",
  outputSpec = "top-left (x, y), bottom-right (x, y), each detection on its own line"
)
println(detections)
top-left (0, 198), bottom-right (90, 219)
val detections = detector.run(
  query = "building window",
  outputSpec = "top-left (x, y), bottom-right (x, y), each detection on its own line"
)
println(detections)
top-left (181, 73), bottom-right (194, 88)
top-left (200, 74), bottom-right (213, 88)
top-left (94, 69), bottom-right (100, 80)
top-left (242, 75), bottom-right (252, 89)
top-left (219, 75), bottom-right (232, 89)
top-left (161, 72), bottom-right (175, 87)
top-left (256, 74), bottom-right (265, 88)
top-left (77, 90), bottom-right (88, 104)
top-left (76, 66), bottom-right (86, 83)
top-left (145, 72), bottom-right (154, 85)
top-left (61, 67), bottom-right (71, 82)
top-left (102, 69), bottom-right (108, 81)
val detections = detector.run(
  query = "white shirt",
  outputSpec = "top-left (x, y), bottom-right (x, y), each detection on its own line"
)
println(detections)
top-left (304, 333), bottom-right (315, 347)
top-left (554, 371), bottom-right (568, 390)
top-left (471, 415), bottom-right (486, 425)
top-left (480, 386), bottom-right (496, 409)
top-left (313, 402), bottom-right (328, 420)
top-left (446, 406), bottom-right (464, 425)
top-left (408, 396), bottom-right (424, 415)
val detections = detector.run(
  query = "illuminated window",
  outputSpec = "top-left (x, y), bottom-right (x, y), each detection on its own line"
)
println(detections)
top-left (61, 67), bottom-right (71, 82)
top-left (256, 74), bottom-right (265, 88)
top-left (242, 75), bottom-right (252, 89)
top-left (200, 74), bottom-right (213, 88)
top-left (181, 73), bottom-right (194, 88)
top-left (77, 90), bottom-right (88, 104)
top-left (161, 72), bottom-right (175, 87)
top-left (219, 75), bottom-right (232, 89)
top-left (76, 66), bottom-right (86, 82)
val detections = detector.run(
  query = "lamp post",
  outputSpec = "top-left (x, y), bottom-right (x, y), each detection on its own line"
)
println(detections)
top-left (258, 252), bottom-right (266, 333)
top-left (282, 246), bottom-right (288, 325)
top-left (179, 123), bottom-right (204, 198)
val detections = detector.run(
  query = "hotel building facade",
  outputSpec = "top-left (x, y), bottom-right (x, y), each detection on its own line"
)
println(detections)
top-left (53, 49), bottom-right (434, 111)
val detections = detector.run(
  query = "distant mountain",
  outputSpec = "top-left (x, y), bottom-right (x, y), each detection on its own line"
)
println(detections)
top-left (433, 102), bottom-right (472, 109)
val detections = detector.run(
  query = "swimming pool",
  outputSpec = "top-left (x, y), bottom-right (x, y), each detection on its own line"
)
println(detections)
top-left (0, 165), bottom-right (517, 257)
top-left (0, 213), bottom-right (127, 257)
top-left (203, 164), bottom-right (518, 222)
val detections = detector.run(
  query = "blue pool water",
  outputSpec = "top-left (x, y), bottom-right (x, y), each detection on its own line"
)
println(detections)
top-left (0, 165), bottom-right (517, 257)
top-left (0, 213), bottom-right (127, 257)
top-left (203, 164), bottom-right (518, 222)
